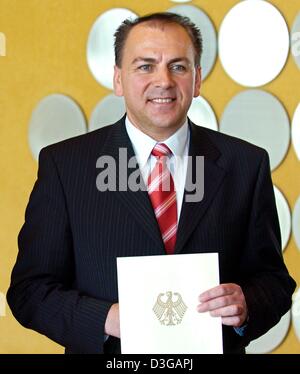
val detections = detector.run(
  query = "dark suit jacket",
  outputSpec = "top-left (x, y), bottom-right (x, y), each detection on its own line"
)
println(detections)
top-left (7, 116), bottom-right (296, 354)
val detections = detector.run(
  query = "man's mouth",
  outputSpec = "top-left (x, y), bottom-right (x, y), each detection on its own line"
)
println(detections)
top-left (149, 98), bottom-right (176, 104)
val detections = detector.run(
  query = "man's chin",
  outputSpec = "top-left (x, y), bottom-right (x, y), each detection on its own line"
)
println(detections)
top-left (145, 112), bottom-right (182, 128)
top-left (146, 120), bottom-right (185, 138)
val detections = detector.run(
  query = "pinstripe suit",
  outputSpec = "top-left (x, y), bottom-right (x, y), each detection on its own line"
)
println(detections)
top-left (7, 116), bottom-right (296, 353)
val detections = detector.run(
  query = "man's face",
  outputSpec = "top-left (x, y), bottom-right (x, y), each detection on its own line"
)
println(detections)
top-left (114, 22), bottom-right (201, 140)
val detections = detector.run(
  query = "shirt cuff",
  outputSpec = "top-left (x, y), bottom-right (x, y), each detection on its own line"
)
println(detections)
top-left (233, 324), bottom-right (247, 336)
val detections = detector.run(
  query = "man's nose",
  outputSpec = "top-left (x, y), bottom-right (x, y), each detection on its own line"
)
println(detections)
top-left (154, 68), bottom-right (175, 89)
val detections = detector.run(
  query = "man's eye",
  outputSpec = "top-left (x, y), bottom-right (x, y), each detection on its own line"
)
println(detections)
top-left (138, 65), bottom-right (152, 71)
top-left (171, 65), bottom-right (186, 72)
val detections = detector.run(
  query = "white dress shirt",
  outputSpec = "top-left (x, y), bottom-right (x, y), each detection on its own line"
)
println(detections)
top-left (125, 116), bottom-right (190, 222)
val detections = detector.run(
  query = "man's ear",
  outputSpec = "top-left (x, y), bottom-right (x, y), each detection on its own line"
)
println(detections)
top-left (113, 65), bottom-right (123, 97)
top-left (193, 66), bottom-right (201, 98)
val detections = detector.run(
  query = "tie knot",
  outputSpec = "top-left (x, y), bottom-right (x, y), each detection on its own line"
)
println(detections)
top-left (151, 143), bottom-right (172, 158)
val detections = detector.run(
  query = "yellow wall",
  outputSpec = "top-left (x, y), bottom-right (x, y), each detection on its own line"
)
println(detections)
top-left (0, 0), bottom-right (299, 353)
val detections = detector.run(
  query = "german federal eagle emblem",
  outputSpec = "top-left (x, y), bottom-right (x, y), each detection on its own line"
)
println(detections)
top-left (153, 291), bottom-right (187, 326)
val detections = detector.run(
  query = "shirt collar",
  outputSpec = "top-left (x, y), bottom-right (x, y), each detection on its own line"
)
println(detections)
top-left (125, 116), bottom-right (189, 170)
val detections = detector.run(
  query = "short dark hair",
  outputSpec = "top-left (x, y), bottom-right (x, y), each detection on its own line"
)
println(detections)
top-left (114, 12), bottom-right (203, 68)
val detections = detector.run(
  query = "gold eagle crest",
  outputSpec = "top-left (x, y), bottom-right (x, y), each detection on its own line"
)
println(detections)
top-left (153, 291), bottom-right (187, 326)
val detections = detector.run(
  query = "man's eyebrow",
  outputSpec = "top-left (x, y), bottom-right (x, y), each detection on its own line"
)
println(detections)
top-left (168, 57), bottom-right (191, 64)
top-left (131, 57), bottom-right (191, 65)
top-left (131, 57), bottom-right (158, 65)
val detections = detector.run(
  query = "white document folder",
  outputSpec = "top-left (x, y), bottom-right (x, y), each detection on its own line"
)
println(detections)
top-left (117, 253), bottom-right (223, 354)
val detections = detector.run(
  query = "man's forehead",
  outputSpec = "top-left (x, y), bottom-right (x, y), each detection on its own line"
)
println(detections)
top-left (124, 23), bottom-right (193, 54)
top-left (126, 22), bottom-right (190, 42)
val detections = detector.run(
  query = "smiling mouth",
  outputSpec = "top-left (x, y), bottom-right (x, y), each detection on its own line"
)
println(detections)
top-left (149, 98), bottom-right (176, 104)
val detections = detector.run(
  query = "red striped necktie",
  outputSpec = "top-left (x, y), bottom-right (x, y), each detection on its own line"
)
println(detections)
top-left (147, 143), bottom-right (177, 254)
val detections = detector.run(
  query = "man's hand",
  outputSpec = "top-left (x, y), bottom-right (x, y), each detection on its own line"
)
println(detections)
top-left (104, 303), bottom-right (120, 338)
top-left (197, 283), bottom-right (248, 327)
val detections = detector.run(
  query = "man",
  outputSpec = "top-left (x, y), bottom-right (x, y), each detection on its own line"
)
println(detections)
top-left (7, 13), bottom-right (295, 354)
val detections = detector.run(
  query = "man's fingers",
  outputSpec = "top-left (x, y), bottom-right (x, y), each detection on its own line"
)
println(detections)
top-left (197, 295), bottom-right (233, 312)
top-left (198, 304), bottom-right (247, 327)
top-left (209, 304), bottom-right (244, 317)
top-left (198, 283), bottom-right (237, 302)
top-left (197, 283), bottom-right (248, 327)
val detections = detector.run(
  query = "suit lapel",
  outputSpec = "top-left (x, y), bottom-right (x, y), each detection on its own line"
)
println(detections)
top-left (175, 121), bottom-right (226, 254)
top-left (102, 116), bottom-right (165, 252)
